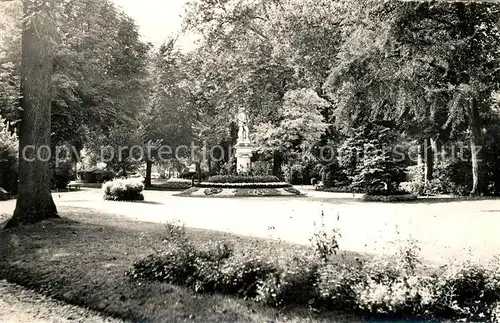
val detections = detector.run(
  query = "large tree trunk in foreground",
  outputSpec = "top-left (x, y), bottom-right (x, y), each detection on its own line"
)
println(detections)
top-left (6, 1), bottom-right (58, 228)
top-left (144, 161), bottom-right (153, 187)
top-left (468, 98), bottom-right (484, 196)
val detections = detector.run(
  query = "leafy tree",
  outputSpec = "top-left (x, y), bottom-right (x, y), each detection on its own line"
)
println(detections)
top-left (0, 1), bottom-right (22, 124)
top-left (324, 0), bottom-right (500, 195)
top-left (183, 0), bottom-right (347, 176)
top-left (1, 0), bottom-right (152, 172)
top-left (254, 88), bottom-right (329, 177)
top-left (341, 125), bottom-right (407, 194)
top-left (86, 123), bottom-right (145, 177)
top-left (143, 39), bottom-right (194, 186)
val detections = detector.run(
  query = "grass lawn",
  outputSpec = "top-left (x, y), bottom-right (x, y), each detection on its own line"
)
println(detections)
top-left (0, 211), bottom-right (364, 322)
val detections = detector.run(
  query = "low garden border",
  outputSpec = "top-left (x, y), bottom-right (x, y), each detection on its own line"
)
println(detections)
top-left (194, 182), bottom-right (292, 189)
top-left (362, 193), bottom-right (418, 202)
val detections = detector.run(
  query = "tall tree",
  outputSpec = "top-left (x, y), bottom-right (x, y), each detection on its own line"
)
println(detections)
top-left (6, 0), bottom-right (58, 228)
top-left (324, 0), bottom-right (500, 195)
top-left (143, 39), bottom-right (194, 186)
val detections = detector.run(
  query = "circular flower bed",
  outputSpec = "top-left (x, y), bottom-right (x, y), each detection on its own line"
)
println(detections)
top-left (175, 185), bottom-right (303, 198)
top-left (204, 188), bottom-right (223, 196)
top-left (175, 175), bottom-right (303, 197)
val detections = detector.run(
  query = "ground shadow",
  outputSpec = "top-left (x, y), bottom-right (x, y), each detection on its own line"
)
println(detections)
top-left (0, 211), bottom-right (365, 323)
top-left (404, 196), bottom-right (500, 205)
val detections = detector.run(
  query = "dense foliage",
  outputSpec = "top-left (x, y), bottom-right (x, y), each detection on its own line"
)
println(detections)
top-left (133, 223), bottom-right (500, 321)
top-left (0, 116), bottom-right (18, 193)
top-left (2, 0), bottom-right (500, 217)
top-left (102, 178), bottom-right (144, 201)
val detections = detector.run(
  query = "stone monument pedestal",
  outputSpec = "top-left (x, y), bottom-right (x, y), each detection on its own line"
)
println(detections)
top-left (235, 142), bottom-right (254, 174)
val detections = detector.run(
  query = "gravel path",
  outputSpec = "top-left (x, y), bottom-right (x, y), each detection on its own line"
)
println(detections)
top-left (0, 280), bottom-right (123, 323)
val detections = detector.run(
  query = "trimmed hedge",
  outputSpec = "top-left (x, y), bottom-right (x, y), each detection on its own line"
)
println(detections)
top-left (102, 178), bottom-right (144, 201)
top-left (207, 175), bottom-right (280, 184)
top-left (154, 178), bottom-right (192, 190)
top-left (362, 193), bottom-right (418, 202)
top-left (196, 182), bottom-right (291, 189)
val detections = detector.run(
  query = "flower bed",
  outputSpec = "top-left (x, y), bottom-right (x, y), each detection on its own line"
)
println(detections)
top-left (132, 225), bottom-right (500, 322)
top-left (175, 186), bottom-right (303, 197)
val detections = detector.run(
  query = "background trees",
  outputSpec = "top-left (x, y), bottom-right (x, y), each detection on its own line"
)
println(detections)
top-left (181, 0), bottom-right (500, 195)
top-left (2, 0), bottom-right (500, 219)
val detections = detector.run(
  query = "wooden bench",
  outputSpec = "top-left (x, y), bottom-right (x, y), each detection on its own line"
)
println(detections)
top-left (67, 181), bottom-right (84, 191)
top-left (0, 187), bottom-right (10, 201)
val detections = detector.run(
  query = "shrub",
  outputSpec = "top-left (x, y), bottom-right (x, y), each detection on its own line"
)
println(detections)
top-left (355, 276), bottom-right (436, 317)
top-left (79, 168), bottom-right (114, 183)
top-left (317, 263), bottom-right (364, 310)
top-left (207, 175), bottom-right (280, 183)
top-left (283, 164), bottom-right (304, 184)
top-left (155, 178), bottom-right (192, 190)
top-left (433, 261), bottom-right (500, 320)
top-left (406, 160), bottom-right (473, 196)
top-left (52, 160), bottom-right (75, 189)
top-left (102, 178), bottom-right (144, 201)
top-left (179, 171), bottom-right (209, 180)
top-left (344, 125), bottom-right (407, 194)
top-left (132, 247), bottom-right (198, 284)
top-left (248, 161), bottom-right (272, 176)
top-left (131, 221), bottom-right (500, 321)
top-left (0, 116), bottom-right (18, 193)
top-left (310, 211), bottom-right (341, 263)
top-left (218, 255), bottom-right (277, 298)
top-left (133, 226), bottom-right (234, 291)
top-left (362, 193), bottom-right (417, 202)
top-left (256, 262), bottom-right (320, 307)
top-left (132, 235), bottom-right (275, 298)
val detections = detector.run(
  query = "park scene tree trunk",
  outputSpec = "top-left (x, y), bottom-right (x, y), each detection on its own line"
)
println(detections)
top-left (6, 0), bottom-right (58, 228)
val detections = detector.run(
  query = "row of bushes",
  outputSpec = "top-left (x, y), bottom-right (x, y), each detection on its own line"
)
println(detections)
top-left (102, 178), bottom-right (144, 201)
top-left (362, 193), bottom-right (418, 202)
top-left (132, 224), bottom-right (500, 321)
top-left (207, 175), bottom-right (280, 183)
top-left (155, 178), bottom-right (192, 190)
top-left (195, 182), bottom-right (291, 189)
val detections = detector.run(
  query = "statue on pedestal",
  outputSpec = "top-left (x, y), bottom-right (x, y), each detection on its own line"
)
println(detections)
top-left (235, 107), bottom-right (253, 174)
top-left (237, 107), bottom-right (250, 143)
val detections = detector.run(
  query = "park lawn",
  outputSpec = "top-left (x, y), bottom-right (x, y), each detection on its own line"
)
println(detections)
top-left (0, 210), bottom-right (364, 323)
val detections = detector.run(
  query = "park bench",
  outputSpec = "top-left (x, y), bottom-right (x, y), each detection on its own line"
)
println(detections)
top-left (67, 181), bottom-right (84, 191)
top-left (0, 187), bottom-right (10, 201)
